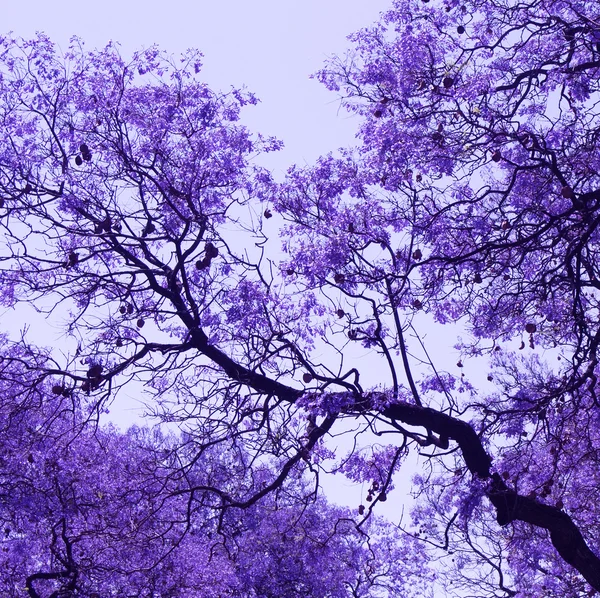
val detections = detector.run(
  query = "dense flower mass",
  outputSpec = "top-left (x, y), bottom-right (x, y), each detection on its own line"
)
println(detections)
top-left (1, 0), bottom-right (600, 594)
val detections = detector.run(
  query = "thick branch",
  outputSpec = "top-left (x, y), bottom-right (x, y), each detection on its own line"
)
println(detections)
top-left (382, 400), bottom-right (600, 591)
top-left (188, 328), bottom-right (302, 401)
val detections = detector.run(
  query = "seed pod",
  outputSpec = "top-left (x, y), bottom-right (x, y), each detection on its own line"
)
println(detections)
top-left (137, 318), bottom-right (145, 328)
top-left (561, 185), bottom-right (574, 199)
top-left (336, 309), bottom-right (345, 318)
top-left (87, 364), bottom-right (103, 379)
top-left (302, 373), bottom-right (313, 383)
top-left (334, 273), bottom-right (345, 284)
top-left (205, 242), bottom-right (219, 258)
top-left (412, 249), bottom-right (422, 260)
top-left (457, 25), bottom-right (465, 34)
top-left (196, 256), bottom-right (211, 270)
top-left (67, 251), bottom-right (79, 267)
top-left (51, 385), bottom-right (63, 395)
top-left (264, 209), bottom-right (272, 219)
top-left (358, 504), bottom-right (365, 515)
top-left (492, 150), bottom-right (502, 162)
top-left (525, 323), bottom-right (536, 334)
top-left (75, 155), bottom-right (83, 166)
top-left (442, 77), bottom-right (454, 89)
top-left (378, 492), bottom-right (387, 502)
top-left (142, 221), bottom-right (156, 237)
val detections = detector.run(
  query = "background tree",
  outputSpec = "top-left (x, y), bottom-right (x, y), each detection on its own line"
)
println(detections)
top-left (1, 0), bottom-right (600, 593)
top-left (0, 361), bottom-right (423, 597)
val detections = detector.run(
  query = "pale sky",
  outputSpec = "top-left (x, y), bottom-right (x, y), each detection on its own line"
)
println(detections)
top-left (5, 0), bottom-right (391, 175)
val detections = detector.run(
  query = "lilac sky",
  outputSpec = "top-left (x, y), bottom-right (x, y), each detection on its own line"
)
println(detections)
top-left (6, 0), bottom-right (390, 174)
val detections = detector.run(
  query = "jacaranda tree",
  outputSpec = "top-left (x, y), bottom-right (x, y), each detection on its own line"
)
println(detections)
top-left (1, 0), bottom-right (600, 594)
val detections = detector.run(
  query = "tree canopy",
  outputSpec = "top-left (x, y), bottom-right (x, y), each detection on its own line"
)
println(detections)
top-left (1, 0), bottom-right (600, 595)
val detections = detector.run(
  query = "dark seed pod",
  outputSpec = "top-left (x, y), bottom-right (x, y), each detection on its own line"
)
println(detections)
top-left (142, 221), bottom-right (156, 237)
top-left (136, 318), bottom-right (145, 328)
top-left (442, 77), bottom-right (454, 89)
top-left (561, 186), bottom-right (574, 200)
top-left (196, 256), bottom-right (211, 270)
top-left (67, 252), bottom-right (79, 267)
top-left (80, 143), bottom-right (89, 154)
top-left (525, 323), bottom-right (536, 334)
top-left (205, 242), bottom-right (219, 258)
top-left (75, 155), bottom-right (83, 166)
top-left (264, 209), bottom-right (272, 219)
top-left (457, 25), bottom-right (465, 34)
top-left (302, 373), bottom-right (313, 383)
top-left (87, 364), bottom-right (103, 379)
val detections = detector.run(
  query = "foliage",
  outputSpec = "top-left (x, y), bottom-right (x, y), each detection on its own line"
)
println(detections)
top-left (1, 0), bottom-right (600, 594)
